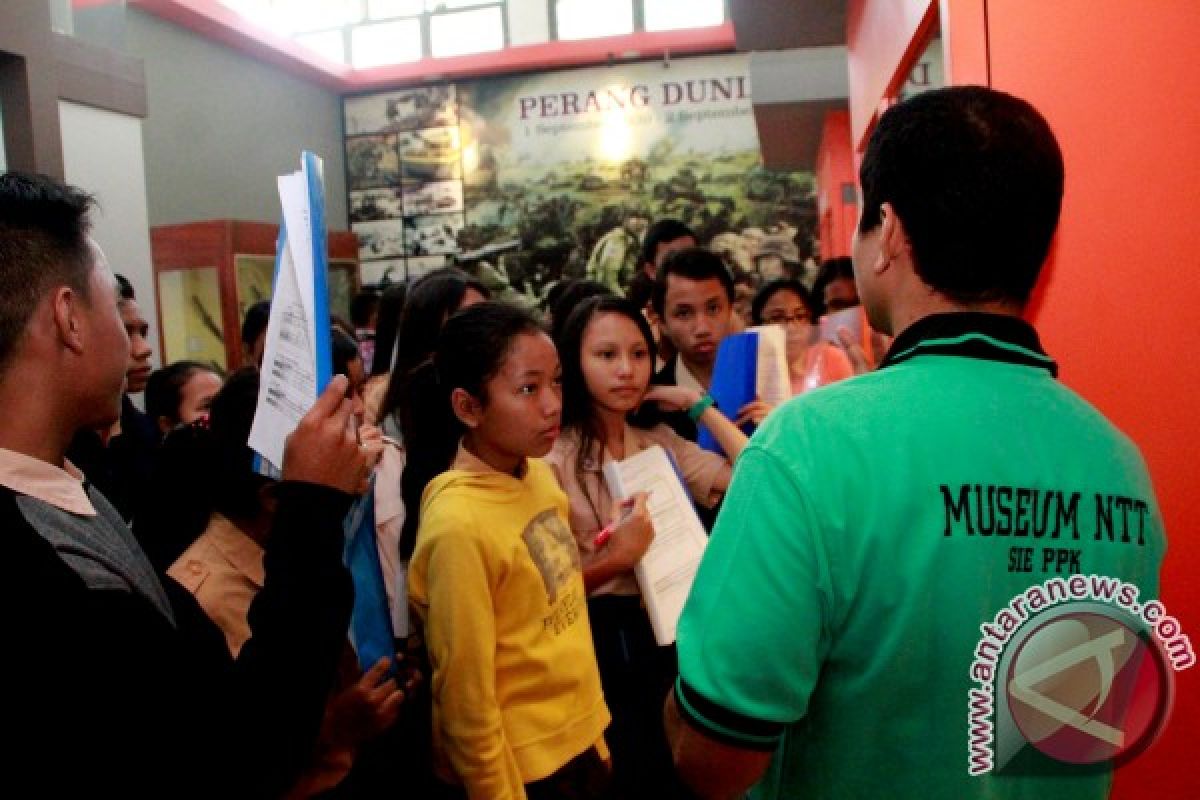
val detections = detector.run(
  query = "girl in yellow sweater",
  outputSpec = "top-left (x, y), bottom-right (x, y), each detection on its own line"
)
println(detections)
top-left (405, 302), bottom-right (612, 800)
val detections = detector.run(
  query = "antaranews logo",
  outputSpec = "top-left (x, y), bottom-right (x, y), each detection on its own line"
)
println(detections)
top-left (967, 575), bottom-right (1193, 775)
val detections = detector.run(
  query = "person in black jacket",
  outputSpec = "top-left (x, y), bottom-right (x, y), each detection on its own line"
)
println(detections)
top-left (64, 273), bottom-right (159, 523)
top-left (643, 248), bottom-right (739, 443)
top-left (0, 171), bottom-right (371, 797)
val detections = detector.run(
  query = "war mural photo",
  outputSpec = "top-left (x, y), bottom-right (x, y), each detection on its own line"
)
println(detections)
top-left (343, 54), bottom-right (816, 297)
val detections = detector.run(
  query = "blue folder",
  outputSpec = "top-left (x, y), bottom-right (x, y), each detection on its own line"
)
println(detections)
top-left (697, 331), bottom-right (759, 455)
top-left (343, 473), bottom-right (396, 675)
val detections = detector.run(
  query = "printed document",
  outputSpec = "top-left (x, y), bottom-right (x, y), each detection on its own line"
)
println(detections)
top-left (604, 445), bottom-right (708, 645)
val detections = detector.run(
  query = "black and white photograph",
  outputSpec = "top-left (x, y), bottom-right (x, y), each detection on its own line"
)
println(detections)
top-left (346, 133), bottom-right (401, 191)
top-left (402, 213), bottom-right (465, 257)
top-left (352, 219), bottom-right (406, 261)
top-left (344, 85), bottom-right (458, 135)
top-left (405, 255), bottom-right (450, 281)
top-left (359, 258), bottom-right (407, 288)
top-left (402, 179), bottom-right (465, 216)
top-left (349, 188), bottom-right (405, 223)
top-left (398, 126), bottom-right (462, 186)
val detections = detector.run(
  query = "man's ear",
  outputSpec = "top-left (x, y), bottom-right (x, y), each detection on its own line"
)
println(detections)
top-left (450, 387), bottom-right (482, 429)
top-left (877, 202), bottom-right (913, 273)
top-left (52, 286), bottom-right (86, 355)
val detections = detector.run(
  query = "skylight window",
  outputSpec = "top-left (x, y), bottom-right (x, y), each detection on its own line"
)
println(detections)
top-left (554, 0), bottom-right (634, 40)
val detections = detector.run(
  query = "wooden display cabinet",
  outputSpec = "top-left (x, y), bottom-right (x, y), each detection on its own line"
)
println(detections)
top-left (150, 220), bottom-right (359, 372)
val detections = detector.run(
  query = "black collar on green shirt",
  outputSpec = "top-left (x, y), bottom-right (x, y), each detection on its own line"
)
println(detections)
top-left (879, 312), bottom-right (1058, 377)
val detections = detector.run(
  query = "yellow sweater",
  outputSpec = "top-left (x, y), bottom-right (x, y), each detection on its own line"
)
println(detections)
top-left (408, 446), bottom-right (610, 799)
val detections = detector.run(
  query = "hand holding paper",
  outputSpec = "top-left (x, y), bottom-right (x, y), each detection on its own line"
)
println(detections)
top-left (696, 327), bottom-right (788, 454)
top-left (282, 375), bottom-right (369, 494)
top-left (604, 448), bottom-right (709, 645)
top-left (248, 152), bottom-right (332, 475)
top-left (735, 397), bottom-right (773, 428)
top-left (820, 305), bottom-right (887, 374)
top-left (594, 492), bottom-right (654, 570)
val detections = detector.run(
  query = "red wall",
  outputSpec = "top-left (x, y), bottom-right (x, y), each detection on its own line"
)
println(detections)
top-left (815, 110), bottom-right (857, 259)
top-left (984, 3), bottom-right (1200, 795)
top-left (846, 0), bottom-right (937, 149)
top-left (848, 1), bottom-right (1200, 795)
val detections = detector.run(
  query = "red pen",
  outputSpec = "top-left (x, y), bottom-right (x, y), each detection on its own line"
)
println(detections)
top-left (593, 524), bottom-right (616, 549)
top-left (593, 497), bottom-right (638, 548)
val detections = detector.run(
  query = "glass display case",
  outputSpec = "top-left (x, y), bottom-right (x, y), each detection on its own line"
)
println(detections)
top-left (151, 220), bottom-right (359, 371)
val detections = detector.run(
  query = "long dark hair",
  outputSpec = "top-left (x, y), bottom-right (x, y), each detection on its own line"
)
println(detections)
top-left (369, 282), bottom-right (408, 378)
top-left (556, 295), bottom-right (656, 527)
top-left (548, 279), bottom-right (613, 344)
top-left (331, 327), bottom-right (360, 379)
top-left (144, 360), bottom-right (221, 431)
top-left (398, 301), bottom-right (543, 558)
top-left (379, 268), bottom-right (488, 430)
top-left (133, 367), bottom-right (266, 571)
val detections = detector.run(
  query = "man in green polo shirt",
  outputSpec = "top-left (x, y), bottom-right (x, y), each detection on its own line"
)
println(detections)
top-left (665, 86), bottom-right (1166, 798)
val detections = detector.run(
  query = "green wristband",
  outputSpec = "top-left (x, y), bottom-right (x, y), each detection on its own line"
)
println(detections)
top-left (687, 393), bottom-right (715, 421)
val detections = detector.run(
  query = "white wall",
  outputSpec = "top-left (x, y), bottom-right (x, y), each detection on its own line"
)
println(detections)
top-left (59, 100), bottom-right (159, 375)
top-left (73, 6), bottom-right (350, 229)
top-left (129, 9), bottom-right (349, 228)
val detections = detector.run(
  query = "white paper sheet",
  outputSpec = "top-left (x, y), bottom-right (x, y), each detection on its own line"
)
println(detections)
top-left (748, 324), bottom-right (792, 407)
top-left (603, 445), bottom-right (709, 645)
top-left (247, 157), bottom-right (326, 472)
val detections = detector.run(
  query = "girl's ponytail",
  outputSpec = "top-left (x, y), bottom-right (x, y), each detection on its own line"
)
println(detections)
top-left (397, 358), bottom-right (459, 559)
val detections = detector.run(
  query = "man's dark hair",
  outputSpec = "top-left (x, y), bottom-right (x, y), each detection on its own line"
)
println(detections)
top-left (651, 247), bottom-right (735, 315)
top-left (815, 257), bottom-right (854, 288)
top-left (812, 257), bottom-right (855, 316)
top-left (350, 289), bottom-right (380, 328)
top-left (240, 301), bottom-right (271, 349)
top-left (0, 172), bottom-right (96, 369)
top-left (858, 86), bottom-right (1064, 305)
top-left (115, 273), bottom-right (136, 301)
top-left (625, 270), bottom-right (654, 312)
top-left (543, 280), bottom-right (570, 314)
top-left (639, 218), bottom-right (695, 270)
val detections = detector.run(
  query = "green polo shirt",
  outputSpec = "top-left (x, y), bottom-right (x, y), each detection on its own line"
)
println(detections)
top-left (674, 313), bottom-right (1165, 798)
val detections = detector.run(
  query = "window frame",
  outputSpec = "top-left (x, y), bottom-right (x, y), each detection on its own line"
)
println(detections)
top-left (358, 0), bottom-right (508, 61)
top-left (548, 0), bottom-right (727, 41)
top-left (427, 4), bottom-right (509, 60)
top-left (267, 0), bottom-right (509, 66)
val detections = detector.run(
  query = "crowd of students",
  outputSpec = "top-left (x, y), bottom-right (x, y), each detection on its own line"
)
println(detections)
top-left (13, 217), bottom-right (862, 799)
top-left (2, 85), bottom-right (1166, 800)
